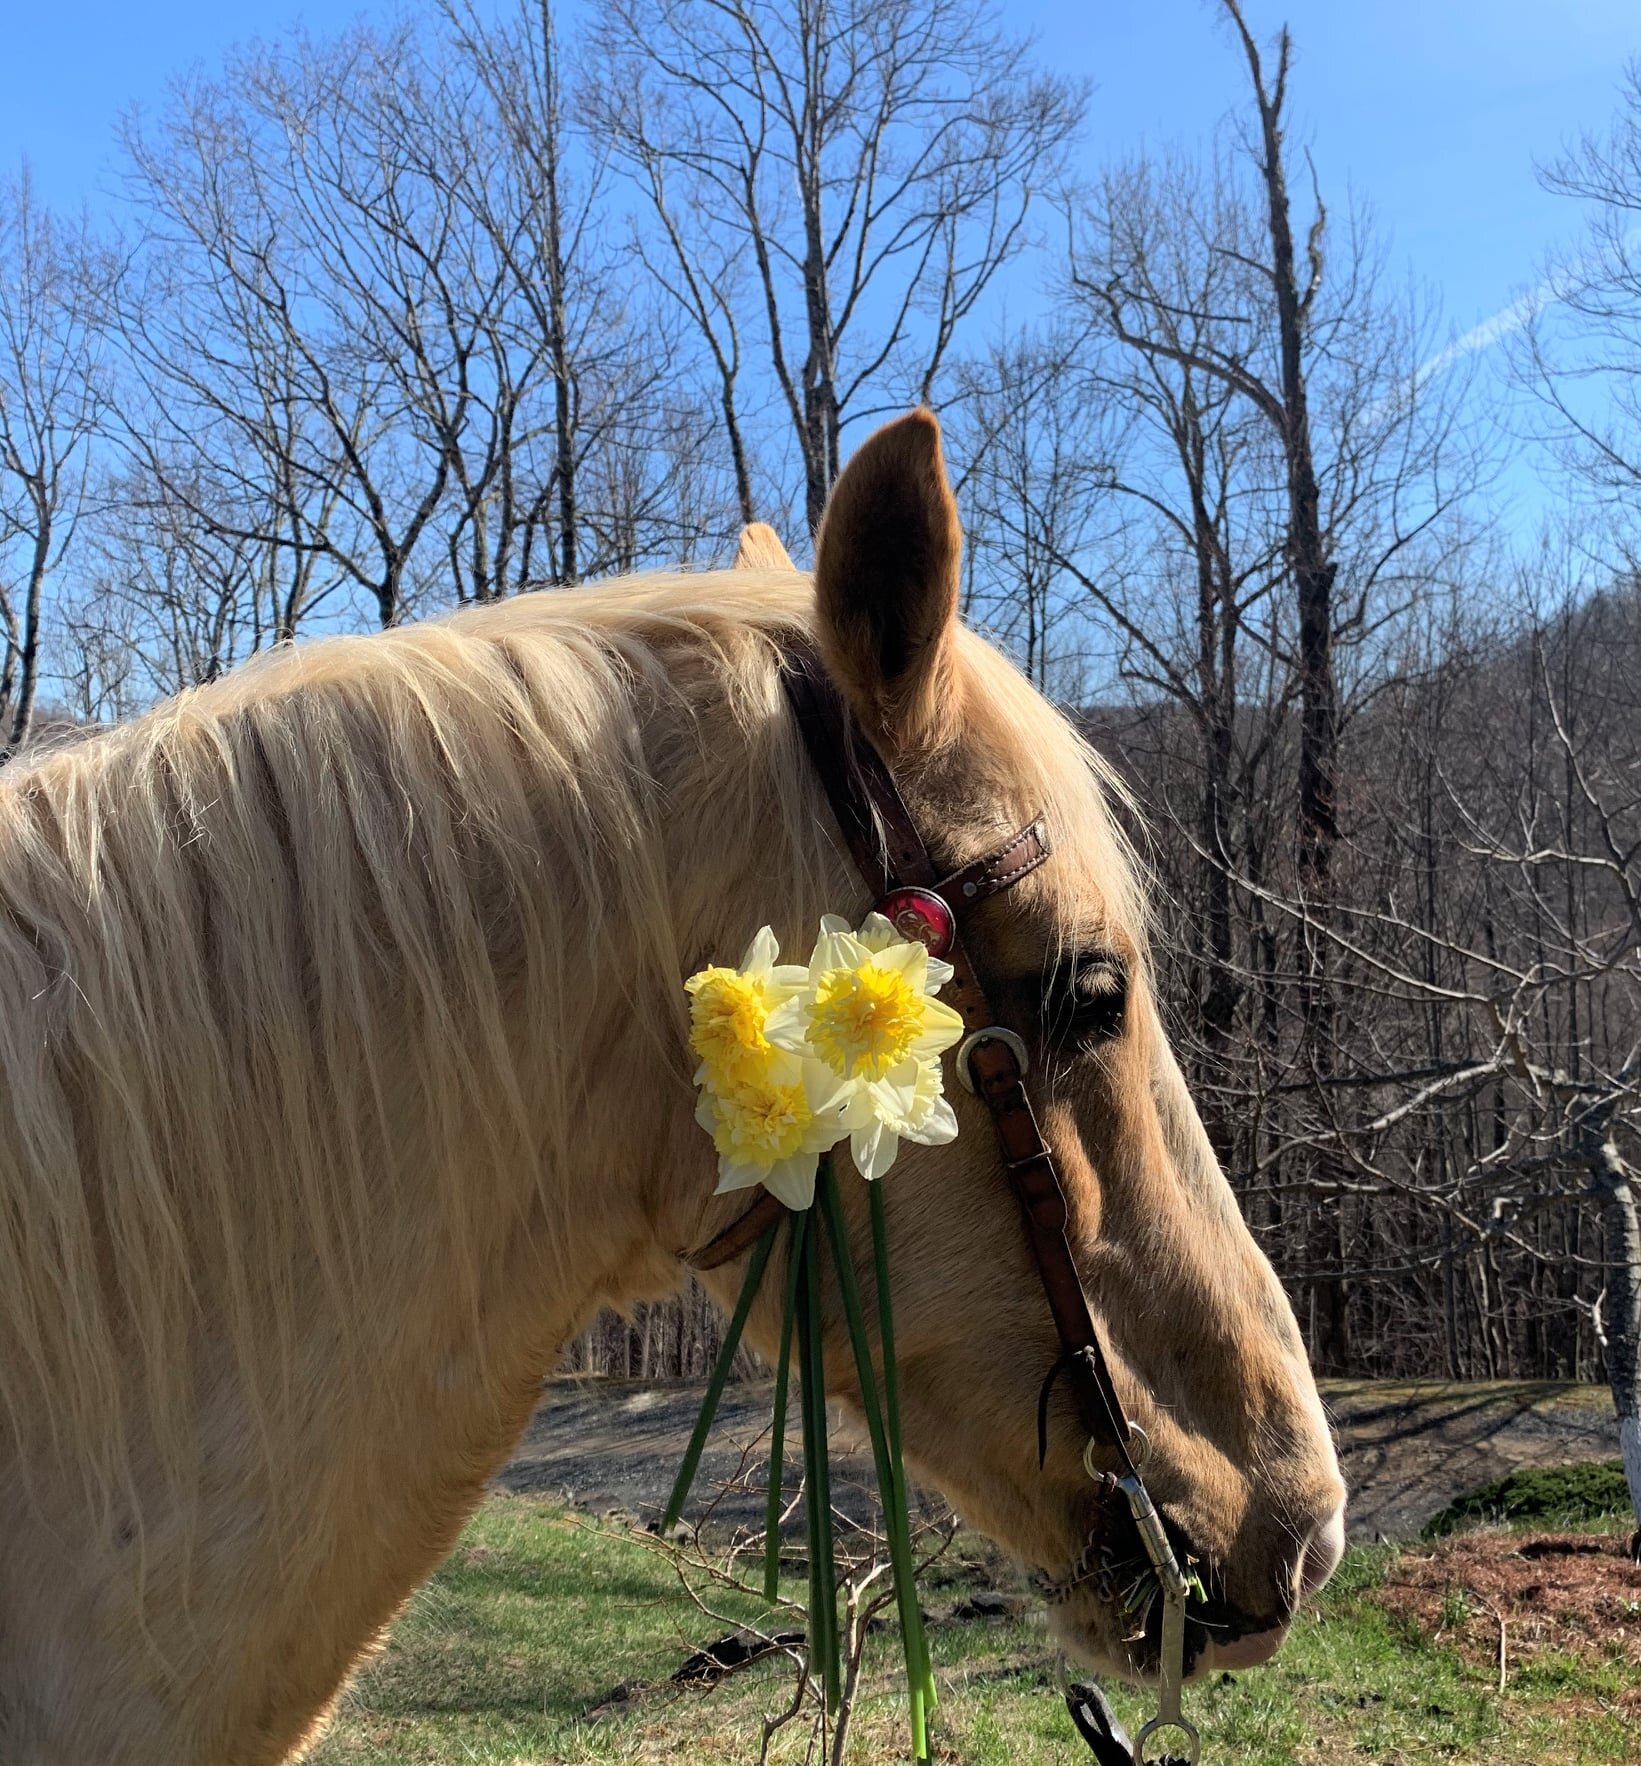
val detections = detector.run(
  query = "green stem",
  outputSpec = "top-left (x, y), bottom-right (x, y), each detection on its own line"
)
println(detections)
top-left (661, 1220), bottom-right (777, 1533)
top-left (819, 1162), bottom-right (931, 1762)
top-left (796, 1275), bottom-right (826, 1709)
top-left (799, 1194), bottom-right (840, 1713)
top-left (871, 1180), bottom-right (938, 1722)
top-left (869, 1182), bottom-right (906, 1487)
top-left (764, 1207), bottom-right (808, 1603)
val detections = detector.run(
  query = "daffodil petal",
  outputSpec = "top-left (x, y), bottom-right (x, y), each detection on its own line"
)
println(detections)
top-left (763, 1154), bottom-right (820, 1210)
top-left (924, 955), bottom-right (955, 990)
top-left (801, 1059), bottom-right (853, 1121)
top-left (911, 998), bottom-right (965, 1050)
top-left (837, 1086), bottom-right (876, 1129)
top-left (872, 939), bottom-right (928, 983)
top-left (763, 997), bottom-right (811, 1052)
top-left (810, 926), bottom-right (867, 979)
top-left (866, 1070), bottom-right (919, 1119)
top-left (716, 1156), bottom-right (771, 1194)
top-left (852, 1121), bottom-right (899, 1180)
top-left (905, 1092), bottom-right (959, 1145)
top-left (739, 925), bottom-right (780, 973)
top-left (855, 911), bottom-right (898, 950)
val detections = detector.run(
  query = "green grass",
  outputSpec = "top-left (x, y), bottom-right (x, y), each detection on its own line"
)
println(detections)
top-left (1423, 1462), bottom-right (1634, 1538)
top-left (305, 1496), bottom-right (1634, 1765)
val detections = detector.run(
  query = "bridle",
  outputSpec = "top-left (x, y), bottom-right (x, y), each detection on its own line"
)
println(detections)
top-left (682, 636), bottom-right (1200, 1766)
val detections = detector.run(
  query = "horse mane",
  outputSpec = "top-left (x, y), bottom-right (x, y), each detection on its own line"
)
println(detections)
top-left (0, 570), bottom-right (1144, 1532)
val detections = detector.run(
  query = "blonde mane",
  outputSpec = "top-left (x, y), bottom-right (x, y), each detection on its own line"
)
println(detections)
top-left (0, 569), bottom-right (1143, 1539)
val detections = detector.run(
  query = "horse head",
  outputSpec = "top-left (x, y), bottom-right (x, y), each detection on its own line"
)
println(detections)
top-left (691, 410), bottom-right (1345, 1682)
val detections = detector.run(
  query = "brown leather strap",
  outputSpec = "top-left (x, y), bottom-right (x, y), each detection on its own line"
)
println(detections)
top-left (684, 635), bottom-right (1136, 1471)
top-left (779, 637), bottom-right (938, 896)
top-left (689, 1189), bottom-right (788, 1271)
top-left (936, 819), bottom-right (1051, 911)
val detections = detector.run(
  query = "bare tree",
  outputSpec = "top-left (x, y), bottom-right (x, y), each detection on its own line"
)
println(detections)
top-left (591, 0), bottom-right (1082, 534)
top-left (1064, 7), bottom-right (1474, 1367)
top-left (0, 169), bottom-right (106, 753)
top-left (442, 0), bottom-right (696, 589)
top-left (1255, 585), bottom-right (1641, 1538)
top-left (1517, 59), bottom-right (1641, 568)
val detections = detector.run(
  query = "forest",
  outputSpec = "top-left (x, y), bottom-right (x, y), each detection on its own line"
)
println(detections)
top-left (2, 0), bottom-right (1637, 1442)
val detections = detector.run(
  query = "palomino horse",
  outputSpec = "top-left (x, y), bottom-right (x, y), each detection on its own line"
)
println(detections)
top-left (0, 411), bottom-right (1343, 1763)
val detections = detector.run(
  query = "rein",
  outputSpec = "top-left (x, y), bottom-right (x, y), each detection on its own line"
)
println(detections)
top-left (684, 637), bottom-right (1200, 1766)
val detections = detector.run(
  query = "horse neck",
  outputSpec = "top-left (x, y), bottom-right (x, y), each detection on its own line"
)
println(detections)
top-left (372, 619), bottom-right (845, 1340)
top-left (557, 633), bottom-right (850, 1289)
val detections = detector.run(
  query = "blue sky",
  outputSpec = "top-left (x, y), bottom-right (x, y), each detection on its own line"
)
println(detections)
top-left (11, 0), bottom-right (1636, 322)
top-left (5, 0), bottom-right (1639, 531)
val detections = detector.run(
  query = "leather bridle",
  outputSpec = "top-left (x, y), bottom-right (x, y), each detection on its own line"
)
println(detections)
top-left (682, 636), bottom-right (1200, 1766)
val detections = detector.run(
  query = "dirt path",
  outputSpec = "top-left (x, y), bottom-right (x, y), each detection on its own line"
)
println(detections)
top-left (498, 1376), bottom-right (1620, 1543)
top-left (1319, 1379), bottom-right (1618, 1538)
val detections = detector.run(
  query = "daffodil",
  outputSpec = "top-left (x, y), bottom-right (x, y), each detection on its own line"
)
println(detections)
top-left (694, 1063), bottom-right (848, 1208)
top-left (767, 912), bottom-right (964, 1181)
top-left (685, 926), bottom-right (809, 1091)
top-left (684, 926), bottom-right (849, 1207)
top-left (839, 1049), bottom-right (959, 1180)
top-left (675, 909), bottom-right (947, 1762)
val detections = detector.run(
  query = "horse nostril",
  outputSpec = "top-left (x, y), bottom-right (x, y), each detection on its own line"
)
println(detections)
top-left (1299, 1504), bottom-right (1346, 1598)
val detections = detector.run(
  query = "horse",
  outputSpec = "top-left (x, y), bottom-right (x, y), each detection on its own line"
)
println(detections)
top-left (0, 410), bottom-right (1344, 1763)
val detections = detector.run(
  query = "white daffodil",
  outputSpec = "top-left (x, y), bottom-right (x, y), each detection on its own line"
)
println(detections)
top-left (840, 1052), bottom-right (960, 1180)
top-left (765, 912), bottom-right (964, 1181)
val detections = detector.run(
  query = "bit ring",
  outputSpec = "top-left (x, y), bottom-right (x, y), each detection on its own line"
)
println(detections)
top-left (1134, 1715), bottom-right (1201, 1765)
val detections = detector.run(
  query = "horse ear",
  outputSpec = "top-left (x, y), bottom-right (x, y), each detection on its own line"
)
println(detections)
top-left (812, 408), bottom-right (962, 747)
top-left (734, 522), bottom-right (796, 570)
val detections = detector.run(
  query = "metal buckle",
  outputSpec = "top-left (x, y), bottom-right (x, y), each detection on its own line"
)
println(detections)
top-left (956, 1025), bottom-right (1030, 1094)
top-left (1082, 1421), bottom-right (1150, 1485)
top-left (1134, 1714), bottom-right (1200, 1765)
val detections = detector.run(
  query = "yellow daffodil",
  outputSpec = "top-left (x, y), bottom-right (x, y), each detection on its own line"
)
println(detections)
top-left (674, 913), bottom-right (944, 1766)
top-left (772, 913), bottom-right (962, 1081)
top-left (694, 1062), bottom-right (849, 1208)
top-left (685, 926), bottom-right (809, 1091)
top-left (685, 926), bottom-right (849, 1207)
top-left (766, 912), bottom-right (964, 1181)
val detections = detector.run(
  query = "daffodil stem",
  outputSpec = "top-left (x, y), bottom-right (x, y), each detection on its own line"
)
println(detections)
top-left (763, 1207), bottom-right (808, 1603)
top-left (796, 1207), bottom-right (840, 1713)
top-left (871, 1179), bottom-right (938, 1726)
top-left (818, 1161), bottom-right (931, 1763)
top-left (661, 1220), bottom-right (777, 1534)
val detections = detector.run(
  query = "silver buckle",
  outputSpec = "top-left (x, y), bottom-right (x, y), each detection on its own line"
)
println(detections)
top-left (955, 1026), bottom-right (1030, 1093)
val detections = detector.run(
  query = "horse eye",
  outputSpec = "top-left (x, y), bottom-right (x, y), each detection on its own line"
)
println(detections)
top-left (1044, 951), bottom-right (1128, 1050)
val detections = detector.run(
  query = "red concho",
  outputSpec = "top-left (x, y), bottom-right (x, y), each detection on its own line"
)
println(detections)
top-left (875, 887), bottom-right (956, 959)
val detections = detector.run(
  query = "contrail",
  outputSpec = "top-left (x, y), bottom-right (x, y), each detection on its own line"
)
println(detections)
top-left (1414, 257), bottom-right (1587, 387)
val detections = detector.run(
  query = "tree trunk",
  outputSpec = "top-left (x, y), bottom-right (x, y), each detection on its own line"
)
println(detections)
top-left (6, 519), bottom-right (49, 756)
top-left (723, 384), bottom-right (755, 529)
top-left (1594, 1135), bottom-right (1641, 1552)
top-left (540, 2), bottom-right (578, 588)
top-left (1241, 14), bottom-right (1347, 1368)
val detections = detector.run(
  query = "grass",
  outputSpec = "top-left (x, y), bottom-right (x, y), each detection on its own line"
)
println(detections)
top-left (305, 1495), bottom-right (1635, 1766)
top-left (1422, 1461), bottom-right (1634, 1538)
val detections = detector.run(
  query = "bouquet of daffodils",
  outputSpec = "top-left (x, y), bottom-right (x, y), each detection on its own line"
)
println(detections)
top-left (665, 913), bottom-right (964, 1763)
